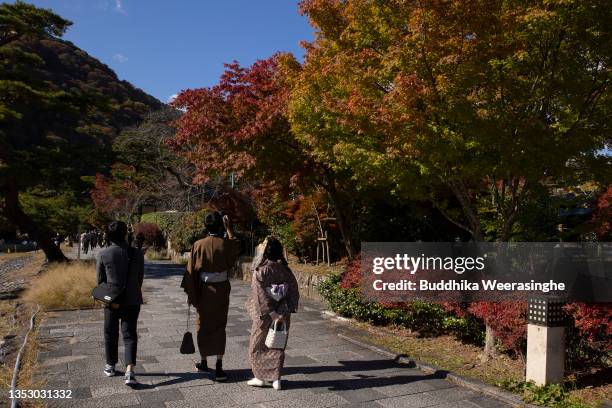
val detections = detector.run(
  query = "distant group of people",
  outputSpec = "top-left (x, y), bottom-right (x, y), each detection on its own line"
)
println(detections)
top-left (80, 225), bottom-right (146, 255)
top-left (81, 230), bottom-right (107, 254)
top-left (96, 211), bottom-right (299, 390)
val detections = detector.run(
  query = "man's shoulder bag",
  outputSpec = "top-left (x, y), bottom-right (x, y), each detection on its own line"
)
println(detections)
top-left (92, 282), bottom-right (125, 304)
top-left (92, 246), bottom-right (135, 305)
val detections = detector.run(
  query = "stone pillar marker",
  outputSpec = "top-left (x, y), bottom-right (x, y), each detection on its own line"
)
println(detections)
top-left (526, 296), bottom-right (566, 385)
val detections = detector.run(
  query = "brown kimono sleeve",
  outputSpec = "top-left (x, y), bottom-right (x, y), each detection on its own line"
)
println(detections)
top-left (226, 237), bottom-right (242, 265)
top-left (181, 244), bottom-right (201, 307)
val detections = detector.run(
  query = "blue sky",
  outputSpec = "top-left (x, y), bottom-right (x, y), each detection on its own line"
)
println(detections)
top-left (24, 0), bottom-right (313, 102)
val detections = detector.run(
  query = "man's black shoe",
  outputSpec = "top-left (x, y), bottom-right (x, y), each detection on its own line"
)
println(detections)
top-left (195, 361), bottom-right (209, 372)
top-left (215, 361), bottom-right (227, 381)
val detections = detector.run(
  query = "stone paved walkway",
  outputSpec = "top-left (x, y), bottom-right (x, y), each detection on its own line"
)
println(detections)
top-left (36, 260), bottom-right (511, 408)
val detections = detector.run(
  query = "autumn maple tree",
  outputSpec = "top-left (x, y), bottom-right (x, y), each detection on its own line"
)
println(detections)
top-left (290, 0), bottom-right (611, 356)
top-left (291, 0), bottom-right (611, 243)
top-left (170, 56), bottom-right (359, 258)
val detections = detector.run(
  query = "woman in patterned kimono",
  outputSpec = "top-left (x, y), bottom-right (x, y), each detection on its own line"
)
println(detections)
top-left (246, 237), bottom-right (299, 390)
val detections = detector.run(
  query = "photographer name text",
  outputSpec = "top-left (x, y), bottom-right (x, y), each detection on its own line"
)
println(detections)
top-left (372, 279), bottom-right (565, 293)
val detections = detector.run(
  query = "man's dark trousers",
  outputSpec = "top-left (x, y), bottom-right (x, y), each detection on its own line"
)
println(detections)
top-left (104, 305), bottom-right (140, 366)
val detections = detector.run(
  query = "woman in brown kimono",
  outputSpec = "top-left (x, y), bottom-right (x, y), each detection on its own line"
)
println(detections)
top-left (246, 237), bottom-right (299, 390)
top-left (181, 212), bottom-right (241, 381)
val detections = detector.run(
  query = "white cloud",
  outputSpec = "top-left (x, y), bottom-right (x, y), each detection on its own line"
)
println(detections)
top-left (115, 0), bottom-right (126, 14)
top-left (167, 94), bottom-right (178, 103)
top-left (113, 53), bottom-right (128, 63)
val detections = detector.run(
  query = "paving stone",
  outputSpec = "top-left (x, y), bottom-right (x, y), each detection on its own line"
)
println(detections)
top-left (259, 393), bottom-right (350, 408)
top-left (136, 388), bottom-right (184, 404)
top-left (166, 395), bottom-right (238, 408)
top-left (284, 355), bottom-right (318, 366)
top-left (90, 384), bottom-right (134, 398)
top-left (337, 402), bottom-right (384, 408)
top-left (465, 395), bottom-right (514, 408)
top-left (71, 387), bottom-right (93, 399)
top-left (376, 388), bottom-right (475, 408)
top-left (374, 377), bottom-right (442, 397)
top-left (50, 393), bottom-right (140, 408)
top-left (40, 348), bottom-right (72, 359)
top-left (333, 388), bottom-right (387, 403)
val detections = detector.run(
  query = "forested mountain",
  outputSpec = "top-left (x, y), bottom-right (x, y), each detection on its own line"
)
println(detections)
top-left (8, 36), bottom-right (162, 144)
top-left (26, 37), bottom-right (161, 131)
top-left (0, 2), bottom-right (161, 260)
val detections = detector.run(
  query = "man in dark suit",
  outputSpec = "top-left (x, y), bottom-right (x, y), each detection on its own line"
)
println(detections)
top-left (96, 221), bottom-right (144, 386)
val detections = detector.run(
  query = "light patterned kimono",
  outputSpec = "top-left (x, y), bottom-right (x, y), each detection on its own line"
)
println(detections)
top-left (246, 259), bottom-right (299, 381)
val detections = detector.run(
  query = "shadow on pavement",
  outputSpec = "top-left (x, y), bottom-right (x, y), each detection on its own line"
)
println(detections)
top-left (144, 262), bottom-right (186, 279)
top-left (139, 359), bottom-right (449, 391)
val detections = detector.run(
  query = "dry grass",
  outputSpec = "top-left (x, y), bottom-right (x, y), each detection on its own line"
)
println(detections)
top-left (0, 303), bottom-right (46, 408)
top-left (359, 323), bottom-right (610, 407)
top-left (0, 300), bottom-right (18, 341)
top-left (23, 261), bottom-right (97, 310)
top-left (0, 252), bottom-right (47, 407)
top-left (287, 254), bottom-right (347, 276)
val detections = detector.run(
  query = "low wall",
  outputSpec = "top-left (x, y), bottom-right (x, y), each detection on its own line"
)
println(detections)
top-left (168, 253), bottom-right (329, 301)
top-left (230, 256), bottom-right (328, 301)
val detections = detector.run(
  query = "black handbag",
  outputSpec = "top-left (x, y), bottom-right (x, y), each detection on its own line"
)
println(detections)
top-left (92, 282), bottom-right (125, 304)
top-left (180, 304), bottom-right (195, 354)
top-left (92, 247), bottom-right (134, 305)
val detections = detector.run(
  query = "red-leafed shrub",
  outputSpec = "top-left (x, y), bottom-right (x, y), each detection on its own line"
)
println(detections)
top-left (468, 301), bottom-right (528, 354)
top-left (564, 303), bottom-right (612, 347)
top-left (91, 173), bottom-right (129, 216)
top-left (441, 302), bottom-right (470, 318)
top-left (331, 255), bottom-right (609, 365)
top-left (341, 254), bottom-right (361, 289)
top-left (564, 302), bottom-right (611, 368)
top-left (134, 223), bottom-right (164, 249)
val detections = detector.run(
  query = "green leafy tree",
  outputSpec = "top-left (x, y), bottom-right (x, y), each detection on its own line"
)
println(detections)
top-left (90, 108), bottom-right (211, 222)
top-left (19, 187), bottom-right (91, 237)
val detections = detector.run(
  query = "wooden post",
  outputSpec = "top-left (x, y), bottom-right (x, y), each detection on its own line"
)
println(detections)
top-left (325, 231), bottom-right (330, 266)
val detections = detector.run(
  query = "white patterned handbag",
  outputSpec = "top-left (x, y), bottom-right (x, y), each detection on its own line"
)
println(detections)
top-left (265, 320), bottom-right (288, 350)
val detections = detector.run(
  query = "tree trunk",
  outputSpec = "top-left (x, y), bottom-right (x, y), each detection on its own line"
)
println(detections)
top-left (447, 180), bottom-right (500, 358)
top-left (448, 180), bottom-right (484, 241)
top-left (481, 325), bottom-right (498, 361)
top-left (321, 177), bottom-right (355, 260)
top-left (333, 202), bottom-right (355, 260)
top-left (2, 180), bottom-right (68, 262)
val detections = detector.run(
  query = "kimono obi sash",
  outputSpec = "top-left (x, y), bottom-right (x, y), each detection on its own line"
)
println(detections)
top-left (266, 283), bottom-right (289, 302)
top-left (200, 271), bottom-right (228, 283)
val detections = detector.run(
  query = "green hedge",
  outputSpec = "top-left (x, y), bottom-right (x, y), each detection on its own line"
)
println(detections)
top-left (140, 211), bottom-right (183, 235)
top-left (140, 209), bottom-right (209, 253)
top-left (318, 274), bottom-right (485, 342)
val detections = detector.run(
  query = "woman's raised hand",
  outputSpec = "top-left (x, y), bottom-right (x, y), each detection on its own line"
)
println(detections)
top-left (222, 215), bottom-right (234, 239)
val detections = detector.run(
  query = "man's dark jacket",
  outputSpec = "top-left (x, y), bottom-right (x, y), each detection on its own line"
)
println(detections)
top-left (96, 242), bottom-right (144, 305)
